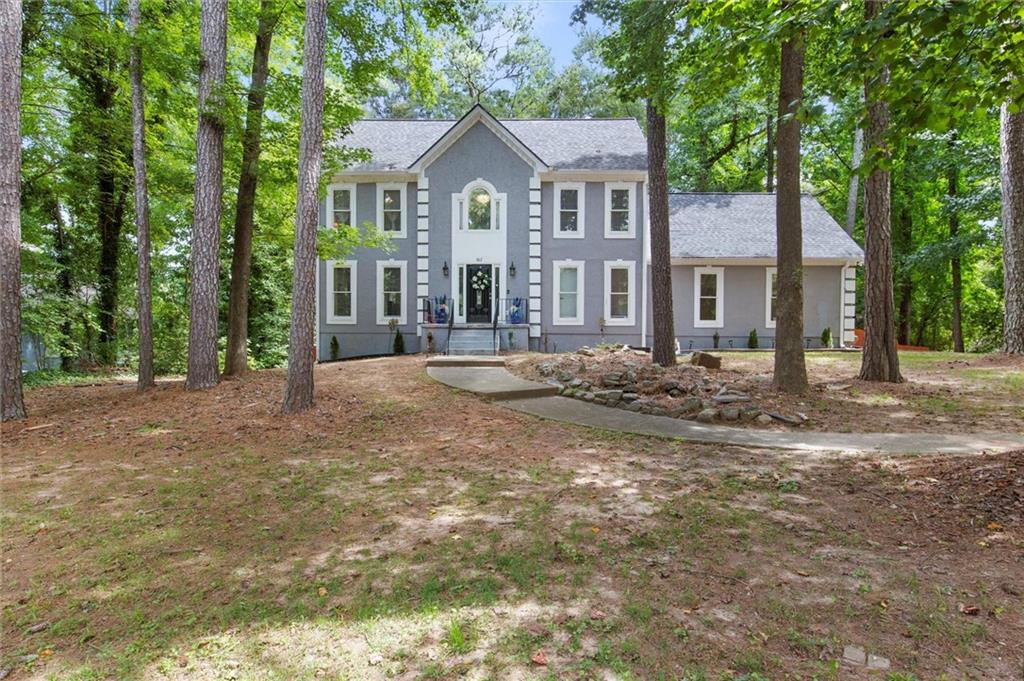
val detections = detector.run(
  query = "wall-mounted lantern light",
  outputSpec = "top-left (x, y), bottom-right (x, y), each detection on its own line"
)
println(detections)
top-left (442, 261), bottom-right (449, 277)
top-left (509, 261), bottom-right (517, 277)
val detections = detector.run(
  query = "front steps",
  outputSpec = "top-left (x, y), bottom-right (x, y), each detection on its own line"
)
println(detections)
top-left (445, 328), bottom-right (496, 356)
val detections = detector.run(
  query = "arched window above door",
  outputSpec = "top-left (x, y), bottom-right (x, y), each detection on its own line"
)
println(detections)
top-left (453, 179), bottom-right (505, 232)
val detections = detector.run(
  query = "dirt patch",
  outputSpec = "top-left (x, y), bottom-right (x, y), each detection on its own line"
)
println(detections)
top-left (2, 356), bottom-right (1023, 679)
top-left (507, 347), bottom-right (1024, 434)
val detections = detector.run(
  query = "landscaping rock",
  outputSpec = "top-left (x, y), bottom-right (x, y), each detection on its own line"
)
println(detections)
top-left (569, 378), bottom-right (583, 388)
top-left (627, 402), bottom-right (644, 412)
top-left (680, 397), bottom-right (703, 413)
top-left (722, 407), bottom-right (741, 421)
top-left (595, 389), bottom-right (623, 401)
top-left (767, 411), bottom-right (802, 425)
top-left (842, 645), bottom-right (867, 666)
top-left (690, 351), bottom-right (722, 370)
top-left (582, 392), bottom-right (595, 402)
top-left (713, 392), bottom-right (750, 404)
top-left (601, 372), bottom-right (624, 387)
top-left (756, 413), bottom-right (773, 425)
top-left (621, 392), bottom-right (639, 403)
top-left (576, 347), bottom-right (596, 356)
top-left (867, 654), bottom-right (891, 671)
top-left (696, 408), bottom-right (718, 423)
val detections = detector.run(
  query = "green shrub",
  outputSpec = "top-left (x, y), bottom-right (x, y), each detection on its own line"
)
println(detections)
top-left (821, 327), bottom-right (833, 348)
top-left (712, 332), bottom-right (720, 349)
top-left (329, 335), bottom-right (339, 360)
top-left (393, 328), bottom-right (405, 354)
top-left (747, 329), bottom-right (759, 349)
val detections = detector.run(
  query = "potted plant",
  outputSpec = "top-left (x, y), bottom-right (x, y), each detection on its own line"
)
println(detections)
top-left (508, 297), bottom-right (525, 324)
top-left (712, 332), bottom-right (720, 349)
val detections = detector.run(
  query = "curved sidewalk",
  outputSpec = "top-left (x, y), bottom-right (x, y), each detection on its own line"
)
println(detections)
top-left (426, 362), bottom-right (1024, 455)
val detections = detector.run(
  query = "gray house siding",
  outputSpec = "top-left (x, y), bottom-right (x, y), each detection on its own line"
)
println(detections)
top-left (317, 181), bottom-right (421, 359)
top-left (423, 121), bottom-right (534, 317)
top-left (539, 181), bottom-right (646, 353)
top-left (643, 264), bottom-right (843, 350)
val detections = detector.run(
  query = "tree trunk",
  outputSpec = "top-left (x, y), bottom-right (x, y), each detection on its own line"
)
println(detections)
top-left (647, 100), bottom-right (675, 368)
top-left (224, 0), bottom-right (278, 377)
top-left (858, 0), bottom-right (903, 382)
top-left (1, 0), bottom-right (26, 421)
top-left (772, 23), bottom-right (808, 394)
top-left (1002, 101), bottom-right (1024, 354)
top-left (129, 0), bottom-right (154, 389)
top-left (96, 121), bottom-right (122, 366)
top-left (186, 0), bottom-right (227, 391)
top-left (948, 137), bottom-right (963, 353)
top-left (50, 197), bottom-right (75, 371)
top-left (282, 0), bottom-right (327, 413)
top-left (765, 113), bottom-right (775, 192)
top-left (845, 126), bottom-right (863, 235)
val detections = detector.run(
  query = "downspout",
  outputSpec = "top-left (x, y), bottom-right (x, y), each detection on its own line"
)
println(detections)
top-left (314, 256), bottom-right (320, 361)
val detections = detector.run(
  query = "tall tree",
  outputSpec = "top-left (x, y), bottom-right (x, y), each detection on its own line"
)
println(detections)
top-left (185, 0), bottom-right (227, 391)
top-left (1, 0), bottom-right (26, 421)
top-left (224, 1), bottom-right (280, 377)
top-left (647, 98), bottom-right (674, 367)
top-left (282, 0), bottom-right (327, 413)
top-left (1003, 101), bottom-right (1024, 354)
top-left (858, 0), bottom-right (902, 382)
top-left (129, 0), bottom-right (154, 389)
top-left (773, 10), bottom-right (808, 393)
top-left (947, 135), bottom-right (964, 353)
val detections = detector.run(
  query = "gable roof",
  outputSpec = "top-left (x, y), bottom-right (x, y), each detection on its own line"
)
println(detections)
top-left (335, 105), bottom-right (648, 172)
top-left (668, 193), bottom-right (864, 262)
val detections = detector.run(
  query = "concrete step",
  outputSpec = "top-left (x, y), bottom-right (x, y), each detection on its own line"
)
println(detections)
top-left (448, 348), bottom-right (497, 356)
top-left (426, 356), bottom-right (505, 368)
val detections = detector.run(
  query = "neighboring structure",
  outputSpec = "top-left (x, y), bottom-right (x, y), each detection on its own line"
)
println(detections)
top-left (316, 105), bottom-right (863, 358)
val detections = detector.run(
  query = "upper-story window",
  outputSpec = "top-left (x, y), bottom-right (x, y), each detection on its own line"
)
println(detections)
top-left (376, 183), bottom-right (407, 238)
top-left (554, 182), bottom-right (585, 239)
top-left (453, 179), bottom-right (505, 232)
top-left (605, 182), bottom-right (636, 238)
top-left (469, 187), bottom-right (492, 230)
top-left (327, 183), bottom-right (356, 228)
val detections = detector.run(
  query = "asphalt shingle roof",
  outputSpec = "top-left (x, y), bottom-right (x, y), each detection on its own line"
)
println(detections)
top-left (668, 193), bottom-right (864, 261)
top-left (336, 118), bottom-right (648, 171)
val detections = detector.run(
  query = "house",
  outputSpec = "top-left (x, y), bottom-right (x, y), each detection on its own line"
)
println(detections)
top-left (316, 104), bottom-right (863, 358)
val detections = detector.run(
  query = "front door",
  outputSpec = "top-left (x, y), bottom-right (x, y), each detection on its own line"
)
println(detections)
top-left (466, 264), bottom-right (493, 323)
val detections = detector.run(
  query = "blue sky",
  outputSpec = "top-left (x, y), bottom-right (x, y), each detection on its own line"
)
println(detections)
top-left (498, 0), bottom-right (583, 69)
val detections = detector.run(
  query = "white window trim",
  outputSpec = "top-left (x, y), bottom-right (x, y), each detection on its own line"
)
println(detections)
top-left (604, 182), bottom-right (636, 239)
top-left (453, 178), bottom-right (506, 232)
top-left (603, 260), bottom-right (636, 326)
top-left (376, 183), bottom-right (407, 238)
top-left (765, 267), bottom-right (777, 329)
top-left (553, 182), bottom-right (586, 239)
top-left (693, 266), bottom-right (724, 328)
top-left (376, 259), bottom-right (407, 326)
top-left (552, 260), bottom-right (585, 326)
top-left (326, 183), bottom-right (357, 229)
top-left (325, 260), bottom-right (357, 325)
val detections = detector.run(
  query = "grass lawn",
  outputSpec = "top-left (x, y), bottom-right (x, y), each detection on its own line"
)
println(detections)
top-left (2, 356), bottom-right (1022, 679)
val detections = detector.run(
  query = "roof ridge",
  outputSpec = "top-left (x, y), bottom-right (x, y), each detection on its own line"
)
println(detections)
top-left (353, 117), bottom-right (639, 123)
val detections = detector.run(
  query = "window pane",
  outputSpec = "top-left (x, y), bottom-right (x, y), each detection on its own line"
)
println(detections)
top-left (770, 272), bottom-right (778, 321)
top-left (334, 292), bottom-right (351, 318)
top-left (559, 267), bottom-right (578, 294)
top-left (610, 209), bottom-right (629, 231)
top-left (700, 297), bottom-right (717, 321)
top-left (610, 293), bottom-right (628, 318)
top-left (334, 189), bottom-right (350, 210)
top-left (383, 267), bottom-right (401, 292)
top-left (383, 189), bottom-right (399, 210)
top-left (559, 211), bottom-right (578, 232)
top-left (383, 210), bottom-right (402, 232)
top-left (468, 187), bottom-right (491, 230)
top-left (611, 268), bottom-right (629, 294)
top-left (559, 292), bottom-right (577, 319)
top-left (333, 267), bottom-right (350, 292)
top-left (384, 292), bottom-right (401, 317)
top-left (611, 188), bottom-right (629, 210)
top-left (560, 188), bottom-right (578, 210)
top-left (700, 273), bottom-right (717, 297)
top-left (334, 210), bottom-right (352, 227)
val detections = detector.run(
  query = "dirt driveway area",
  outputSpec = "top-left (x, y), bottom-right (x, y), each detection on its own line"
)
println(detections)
top-left (2, 356), bottom-right (1022, 679)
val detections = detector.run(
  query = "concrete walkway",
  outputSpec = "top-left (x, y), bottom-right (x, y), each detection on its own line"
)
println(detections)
top-left (427, 360), bottom-right (1024, 455)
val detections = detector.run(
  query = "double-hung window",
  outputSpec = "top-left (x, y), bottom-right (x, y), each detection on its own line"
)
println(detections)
top-left (376, 260), bottom-right (407, 325)
top-left (554, 182), bottom-right (585, 238)
top-left (376, 183), bottom-right (407, 238)
top-left (765, 267), bottom-right (778, 328)
top-left (693, 266), bottom-right (724, 328)
top-left (326, 260), bottom-right (356, 324)
top-left (553, 260), bottom-right (584, 325)
top-left (604, 182), bottom-right (635, 238)
top-left (603, 260), bottom-right (635, 326)
top-left (329, 185), bottom-right (355, 228)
